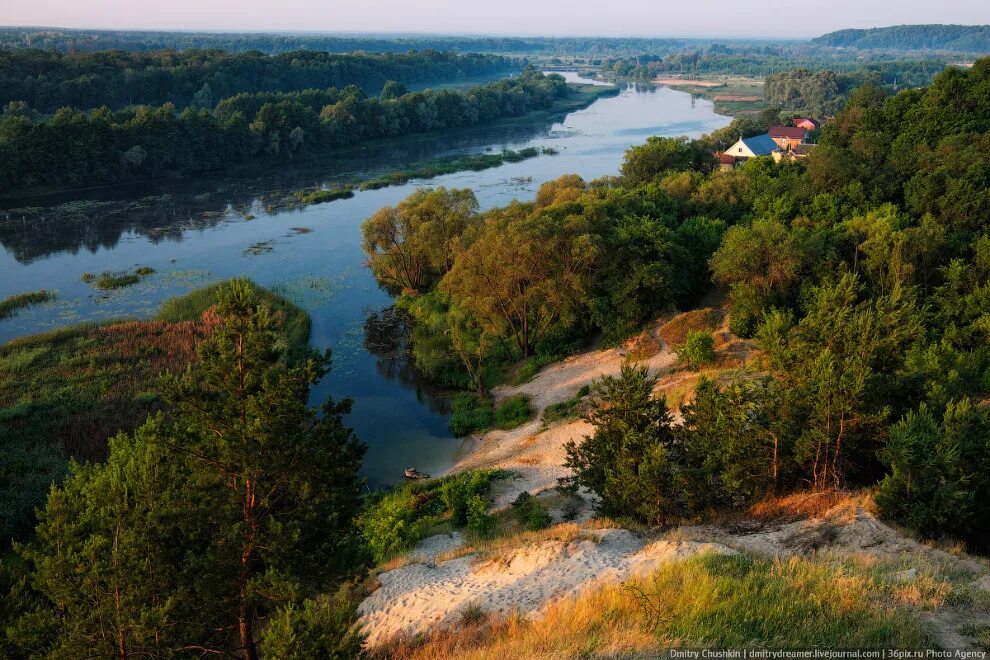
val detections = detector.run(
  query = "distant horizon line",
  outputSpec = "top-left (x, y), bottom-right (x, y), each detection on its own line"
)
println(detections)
top-left (3, 22), bottom-right (988, 43)
top-left (6, 23), bottom-right (980, 42)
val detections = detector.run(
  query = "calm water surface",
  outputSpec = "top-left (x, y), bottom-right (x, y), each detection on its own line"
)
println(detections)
top-left (0, 74), bottom-right (730, 486)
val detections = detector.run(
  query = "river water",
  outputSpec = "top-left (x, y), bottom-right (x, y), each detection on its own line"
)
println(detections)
top-left (0, 73), bottom-right (730, 486)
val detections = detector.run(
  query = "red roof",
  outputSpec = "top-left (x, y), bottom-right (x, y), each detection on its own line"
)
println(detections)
top-left (768, 125), bottom-right (808, 139)
top-left (793, 117), bottom-right (820, 129)
top-left (718, 153), bottom-right (737, 164)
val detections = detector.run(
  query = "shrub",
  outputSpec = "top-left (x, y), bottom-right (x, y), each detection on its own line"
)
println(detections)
top-left (359, 470), bottom-right (508, 562)
top-left (494, 394), bottom-right (533, 430)
top-left (459, 602), bottom-right (487, 625)
top-left (449, 393), bottom-right (493, 436)
top-left (541, 387), bottom-right (590, 424)
top-left (511, 492), bottom-right (553, 531)
top-left (657, 308), bottom-right (721, 347)
top-left (676, 330), bottom-right (716, 370)
top-left (260, 587), bottom-right (366, 659)
top-left (356, 488), bottom-right (427, 563)
top-left (728, 282), bottom-right (769, 338)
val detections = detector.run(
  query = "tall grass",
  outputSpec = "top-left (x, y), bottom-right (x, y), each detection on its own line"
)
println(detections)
top-left (380, 553), bottom-right (931, 658)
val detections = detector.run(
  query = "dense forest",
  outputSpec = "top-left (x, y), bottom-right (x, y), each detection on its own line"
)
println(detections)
top-left (0, 48), bottom-right (517, 113)
top-left (0, 68), bottom-right (571, 194)
top-left (813, 24), bottom-right (990, 51)
top-left (362, 59), bottom-right (990, 548)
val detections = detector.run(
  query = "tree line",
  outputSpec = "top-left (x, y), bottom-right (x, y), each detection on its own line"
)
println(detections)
top-left (813, 24), bottom-right (990, 52)
top-left (0, 68), bottom-right (568, 194)
top-left (363, 58), bottom-right (990, 549)
top-left (764, 64), bottom-right (943, 117)
top-left (0, 47), bottom-right (517, 113)
top-left (0, 28), bottom-right (775, 57)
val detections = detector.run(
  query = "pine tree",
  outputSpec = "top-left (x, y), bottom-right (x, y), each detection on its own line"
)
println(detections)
top-left (14, 280), bottom-right (367, 658)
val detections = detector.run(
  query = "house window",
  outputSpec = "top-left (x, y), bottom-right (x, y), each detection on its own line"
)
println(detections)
top-left (738, 147), bottom-right (742, 153)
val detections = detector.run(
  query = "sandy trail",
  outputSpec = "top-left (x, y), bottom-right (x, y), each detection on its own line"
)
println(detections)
top-left (449, 341), bottom-right (676, 506)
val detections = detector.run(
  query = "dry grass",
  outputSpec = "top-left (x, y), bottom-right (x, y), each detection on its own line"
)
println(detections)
top-left (625, 331), bottom-right (663, 360)
top-left (657, 308), bottom-right (722, 347)
top-left (375, 552), bottom-right (931, 659)
top-left (747, 490), bottom-right (867, 524)
top-left (654, 366), bottom-right (739, 410)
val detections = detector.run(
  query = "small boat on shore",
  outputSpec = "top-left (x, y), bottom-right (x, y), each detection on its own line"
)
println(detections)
top-left (404, 467), bottom-right (430, 480)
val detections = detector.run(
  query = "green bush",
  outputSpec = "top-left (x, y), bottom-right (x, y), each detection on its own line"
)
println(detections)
top-left (158, 278), bottom-right (311, 362)
top-left (541, 387), bottom-right (590, 425)
top-left (260, 588), bottom-right (366, 659)
top-left (728, 282), bottom-right (769, 338)
top-left (511, 492), bottom-right (553, 530)
top-left (494, 394), bottom-right (533, 430)
top-left (677, 330), bottom-right (716, 370)
top-left (357, 489), bottom-right (428, 563)
top-left (449, 393), bottom-right (494, 436)
top-left (359, 470), bottom-right (508, 561)
top-left (466, 494), bottom-right (496, 535)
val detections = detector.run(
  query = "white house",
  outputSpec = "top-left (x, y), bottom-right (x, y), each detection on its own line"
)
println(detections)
top-left (725, 134), bottom-right (780, 159)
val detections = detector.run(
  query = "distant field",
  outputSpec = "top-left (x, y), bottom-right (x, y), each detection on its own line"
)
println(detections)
top-left (654, 75), bottom-right (766, 116)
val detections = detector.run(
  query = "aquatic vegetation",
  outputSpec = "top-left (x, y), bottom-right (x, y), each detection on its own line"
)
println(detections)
top-left (0, 290), bottom-right (55, 320)
top-left (243, 240), bottom-right (275, 256)
top-left (81, 267), bottom-right (155, 290)
top-left (298, 187), bottom-right (355, 204)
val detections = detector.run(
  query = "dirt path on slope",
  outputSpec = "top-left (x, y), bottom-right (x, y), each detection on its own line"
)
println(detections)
top-left (448, 340), bottom-right (676, 507)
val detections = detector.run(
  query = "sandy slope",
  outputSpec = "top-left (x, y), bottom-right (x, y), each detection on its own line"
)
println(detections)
top-left (359, 493), bottom-right (990, 649)
top-left (449, 341), bottom-right (676, 507)
top-left (358, 528), bottom-right (732, 647)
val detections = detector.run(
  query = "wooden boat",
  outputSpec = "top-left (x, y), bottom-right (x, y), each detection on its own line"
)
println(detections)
top-left (404, 467), bottom-right (430, 480)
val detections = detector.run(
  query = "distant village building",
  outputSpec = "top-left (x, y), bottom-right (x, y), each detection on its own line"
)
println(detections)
top-left (725, 134), bottom-right (779, 159)
top-left (768, 126), bottom-right (808, 150)
top-left (721, 122), bottom-right (818, 169)
top-left (793, 117), bottom-right (820, 131)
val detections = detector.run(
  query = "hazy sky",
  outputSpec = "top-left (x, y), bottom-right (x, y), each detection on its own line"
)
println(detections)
top-left (3, 0), bottom-right (988, 39)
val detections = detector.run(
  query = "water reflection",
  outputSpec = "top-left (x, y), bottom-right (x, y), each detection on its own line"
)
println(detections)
top-left (0, 108), bottom-right (569, 264)
top-left (363, 305), bottom-right (451, 417)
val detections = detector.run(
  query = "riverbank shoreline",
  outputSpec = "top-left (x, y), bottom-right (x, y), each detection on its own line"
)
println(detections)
top-left (0, 83), bottom-right (618, 204)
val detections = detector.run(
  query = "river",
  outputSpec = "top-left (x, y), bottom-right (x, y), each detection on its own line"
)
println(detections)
top-left (0, 73), bottom-right (731, 487)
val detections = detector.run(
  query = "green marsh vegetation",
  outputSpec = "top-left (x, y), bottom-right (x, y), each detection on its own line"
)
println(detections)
top-left (291, 148), bottom-right (556, 207)
top-left (0, 290), bottom-right (54, 320)
top-left (81, 266), bottom-right (155, 290)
